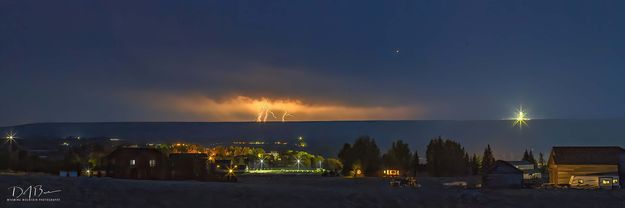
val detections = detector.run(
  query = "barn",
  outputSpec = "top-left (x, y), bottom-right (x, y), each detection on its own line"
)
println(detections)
top-left (548, 146), bottom-right (625, 189)
top-left (484, 160), bottom-right (523, 188)
top-left (104, 147), bottom-right (169, 180)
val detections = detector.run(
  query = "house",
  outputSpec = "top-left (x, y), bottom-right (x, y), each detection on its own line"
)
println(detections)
top-left (548, 146), bottom-right (625, 189)
top-left (169, 153), bottom-right (209, 180)
top-left (506, 160), bottom-right (542, 180)
top-left (214, 159), bottom-right (247, 174)
top-left (484, 160), bottom-right (523, 188)
top-left (103, 147), bottom-right (168, 180)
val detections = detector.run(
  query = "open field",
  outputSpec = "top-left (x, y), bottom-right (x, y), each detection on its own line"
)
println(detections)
top-left (1, 174), bottom-right (625, 208)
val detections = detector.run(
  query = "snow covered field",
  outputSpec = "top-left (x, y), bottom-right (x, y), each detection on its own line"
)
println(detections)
top-left (2, 174), bottom-right (625, 208)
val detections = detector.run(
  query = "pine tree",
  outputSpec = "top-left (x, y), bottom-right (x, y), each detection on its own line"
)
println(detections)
top-left (464, 152), bottom-right (471, 175)
top-left (337, 143), bottom-right (353, 175)
top-left (522, 149), bottom-right (529, 161)
top-left (528, 150), bottom-right (536, 165)
top-left (481, 145), bottom-right (495, 175)
top-left (382, 140), bottom-right (411, 173)
top-left (470, 153), bottom-right (480, 175)
top-left (339, 136), bottom-right (381, 176)
top-left (410, 150), bottom-right (419, 177)
top-left (538, 152), bottom-right (546, 171)
top-left (426, 137), bottom-right (470, 176)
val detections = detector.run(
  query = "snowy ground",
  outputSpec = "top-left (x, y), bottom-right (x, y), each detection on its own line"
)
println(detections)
top-left (1, 174), bottom-right (625, 208)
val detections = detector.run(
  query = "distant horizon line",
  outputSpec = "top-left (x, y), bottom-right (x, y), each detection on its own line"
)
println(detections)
top-left (3, 117), bottom-right (625, 128)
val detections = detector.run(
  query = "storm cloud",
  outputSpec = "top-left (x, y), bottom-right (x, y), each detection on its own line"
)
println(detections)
top-left (1, 0), bottom-right (625, 126)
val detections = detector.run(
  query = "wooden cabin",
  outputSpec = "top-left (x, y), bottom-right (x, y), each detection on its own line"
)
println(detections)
top-left (484, 160), bottom-right (523, 188)
top-left (169, 153), bottom-right (209, 180)
top-left (104, 147), bottom-right (168, 180)
top-left (507, 160), bottom-right (542, 180)
top-left (548, 146), bottom-right (625, 189)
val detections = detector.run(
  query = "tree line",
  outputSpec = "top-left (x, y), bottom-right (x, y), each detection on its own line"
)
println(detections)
top-left (337, 136), bottom-right (546, 177)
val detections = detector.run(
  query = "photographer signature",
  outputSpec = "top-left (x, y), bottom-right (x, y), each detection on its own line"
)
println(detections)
top-left (8, 185), bottom-right (62, 199)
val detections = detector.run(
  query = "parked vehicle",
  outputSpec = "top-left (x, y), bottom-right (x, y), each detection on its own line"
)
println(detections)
top-left (390, 177), bottom-right (418, 188)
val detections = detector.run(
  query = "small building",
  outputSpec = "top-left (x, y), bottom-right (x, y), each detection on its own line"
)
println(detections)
top-left (507, 160), bottom-right (542, 180)
top-left (484, 160), bottom-right (523, 188)
top-left (214, 159), bottom-right (248, 174)
top-left (103, 147), bottom-right (168, 180)
top-left (548, 146), bottom-right (625, 189)
top-left (169, 153), bottom-right (209, 180)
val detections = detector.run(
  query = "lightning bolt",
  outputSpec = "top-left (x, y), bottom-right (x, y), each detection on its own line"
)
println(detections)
top-left (256, 107), bottom-right (266, 122)
top-left (255, 99), bottom-right (294, 123)
top-left (281, 111), bottom-right (294, 122)
top-left (257, 103), bottom-right (271, 122)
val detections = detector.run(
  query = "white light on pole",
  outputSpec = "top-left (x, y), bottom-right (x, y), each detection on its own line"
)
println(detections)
top-left (259, 159), bottom-right (264, 170)
top-left (296, 159), bottom-right (301, 170)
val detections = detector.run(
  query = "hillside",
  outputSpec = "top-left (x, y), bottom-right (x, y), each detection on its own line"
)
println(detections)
top-left (3, 119), bottom-right (625, 157)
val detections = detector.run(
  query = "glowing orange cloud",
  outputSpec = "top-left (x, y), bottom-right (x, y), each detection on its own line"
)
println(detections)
top-left (144, 94), bottom-right (422, 122)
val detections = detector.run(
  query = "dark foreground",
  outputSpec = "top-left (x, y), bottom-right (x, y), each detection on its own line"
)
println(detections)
top-left (1, 174), bottom-right (625, 208)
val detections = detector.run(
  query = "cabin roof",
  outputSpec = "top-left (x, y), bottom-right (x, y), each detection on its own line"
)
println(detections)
top-left (550, 146), bottom-right (625, 165)
top-left (488, 160), bottom-right (524, 174)
top-left (506, 160), bottom-right (534, 166)
top-left (106, 147), bottom-right (164, 158)
top-left (169, 153), bottom-right (208, 159)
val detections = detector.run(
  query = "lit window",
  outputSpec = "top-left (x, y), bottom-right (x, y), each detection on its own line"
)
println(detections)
top-left (602, 179), bottom-right (611, 185)
top-left (577, 179), bottom-right (584, 184)
top-left (614, 179), bottom-right (619, 184)
top-left (130, 160), bottom-right (136, 166)
top-left (149, 160), bottom-right (156, 167)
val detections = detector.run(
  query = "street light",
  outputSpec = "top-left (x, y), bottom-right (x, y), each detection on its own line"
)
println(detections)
top-left (259, 159), bottom-right (264, 170)
top-left (296, 159), bottom-right (301, 171)
top-left (4, 130), bottom-right (17, 170)
top-left (4, 130), bottom-right (17, 145)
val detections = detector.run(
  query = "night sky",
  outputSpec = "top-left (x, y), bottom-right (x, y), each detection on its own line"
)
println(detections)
top-left (1, 0), bottom-right (625, 126)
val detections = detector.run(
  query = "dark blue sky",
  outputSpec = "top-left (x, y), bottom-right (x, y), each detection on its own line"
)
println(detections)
top-left (1, 0), bottom-right (625, 126)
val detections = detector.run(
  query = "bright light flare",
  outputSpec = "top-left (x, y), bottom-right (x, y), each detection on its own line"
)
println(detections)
top-left (4, 130), bottom-right (17, 144)
top-left (512, 106), bottom-right (530, 129)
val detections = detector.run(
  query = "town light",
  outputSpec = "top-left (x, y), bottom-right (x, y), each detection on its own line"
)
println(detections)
top-left (296, 159), bottom-right (302, 170)
top-left (4, 130), bottom-right (17, 144)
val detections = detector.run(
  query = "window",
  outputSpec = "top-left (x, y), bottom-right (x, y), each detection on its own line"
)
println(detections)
top-left (614, 179), bottom-right (619, 184)
top-left (602, 179), bottom-right (611, 185)
top-left (149, 160), bottom-right (156, 167)
top-left (130, 159), bottom-right (136, 166)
